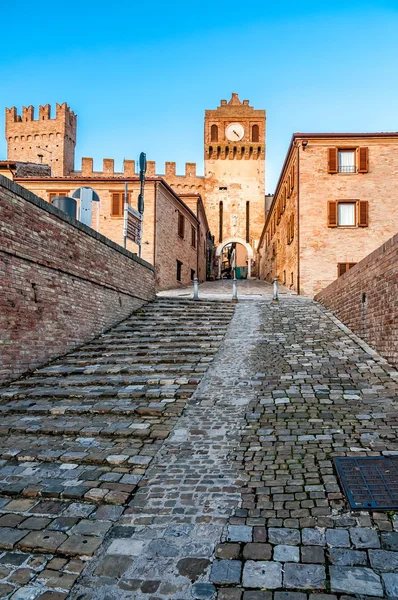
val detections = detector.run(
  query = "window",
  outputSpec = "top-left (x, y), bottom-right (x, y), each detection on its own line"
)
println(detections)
top-left (191, 269), bottom-right (195, 281)
top-left (328, 147), bottom-right (369, 174)
top-left (338, 202), bottom-right (355, 226)
top-left (178, 212), bottom-right (185, 238)
top-left (291, 272), bottom-right (294, 286)
top-left (338, 150), bottom-right (355, 173)
top-left (48, 190), bottom-right (70, 202)
top-left (283, 270), bottom-right (286, 285)
top-left (328, 200), bottom-right (368, 227)
top-left (176, 260), bottom-right (182, 282)
top-left (287, 214), bottom-right (295, 244)
top-left (110, 192), bottom-right (130, 217)
top-left (252, 124), bottom-right (259, 143)
top-left (338, 262), bottom-right (357, 277)
top-left (211, 124), bottom-right (218, 142)
top-left (191, 225), bottom-right (196, 248)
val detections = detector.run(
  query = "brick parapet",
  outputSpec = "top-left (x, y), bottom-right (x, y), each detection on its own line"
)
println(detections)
top-left (0, 175), bottom-right (155, 383)
top-left (315, 233), bottom-right (398, 368)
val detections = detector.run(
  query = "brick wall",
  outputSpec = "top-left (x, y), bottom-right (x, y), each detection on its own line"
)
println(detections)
top-left (0, 175), bottom-right (155, 383)
top-left (315, 233), bottom-right (398, 368)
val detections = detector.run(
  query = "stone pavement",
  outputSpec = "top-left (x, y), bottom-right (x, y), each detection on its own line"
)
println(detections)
top-left (157, 279), bottom-right (297, 301)
top-left (2, 283), bottom-right (398, 599)
top-left (0, 298), bottom-right (235, 599)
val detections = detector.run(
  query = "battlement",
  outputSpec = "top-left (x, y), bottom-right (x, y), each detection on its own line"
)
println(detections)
top-left (5, 102), bottom-right (77, 126)
top-left (74, 158), bottom-right (203, 179)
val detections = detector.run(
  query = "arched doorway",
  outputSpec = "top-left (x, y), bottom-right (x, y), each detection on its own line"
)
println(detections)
top-left (215, 237), bottom-right (254, 280)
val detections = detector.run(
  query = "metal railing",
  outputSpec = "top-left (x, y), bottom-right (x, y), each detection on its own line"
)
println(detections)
top-left (338, 165), bottom-right (356, 173)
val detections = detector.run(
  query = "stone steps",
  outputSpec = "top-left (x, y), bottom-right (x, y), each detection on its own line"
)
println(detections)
top-left (0, 433), bottom-right (154, 467)
top-left (0, 298), bottom-right (234, 582)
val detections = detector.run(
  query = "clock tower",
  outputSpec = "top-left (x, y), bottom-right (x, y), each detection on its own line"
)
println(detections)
top-left (204, 93), bottom-right (265, 276)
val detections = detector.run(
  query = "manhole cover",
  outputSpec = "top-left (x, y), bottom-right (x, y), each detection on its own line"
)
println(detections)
top-left (334, 456), bottom-right (398, 510)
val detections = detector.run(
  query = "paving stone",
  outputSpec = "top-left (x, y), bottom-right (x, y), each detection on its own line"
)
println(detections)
top-left (368, 549), bottom-right (398, 572)
top-left (227, 525), bottom-right (252, 542)
top-left (218, 589), bottom-right (242, 600)
top-left (216, 543), bottom-right (241, 560)
top-left (18, 531), bottom-right (67, 553)
top-left (274, 594), bottom-right (307, 600)
top-left (273, 545), bottom-right (300, 562)
top-left (210, 560), bottom-right (242, 585)
top-left (0, 528), bottom-right (29, 550)
top-left (350, 528), bottom-right (380, 549)
top-left (284, 564), bottom-right (326, 589)
top-left (382, 532), bottom-right (398, 551)
top-left (106, 539), bottom-right (145, 556)
top-left (243, 543), bottom-right (272, 560)
top-left (328, 548), bottom-right (368, 566)
top-left (191, 583), bottom-right (217, 599)
top-left (176, 557), bottom-right (210, 581)
top-left (301, 528), bottom-right (325, 546)
top-left (382, 573), bottom-right (398, 598)
top-left (268, 528), bottom-right (300, 546)
top-left (58, 534), bottom-right (102, 556)
top-left (301, 546), bottom-right (325, 564)
top-left (242, 593), bottom-right (272, 600)
top-left (330, 566), bottom-right (383, 596)
top-left (0, 583), bottom-right (15, 597)
top-left (326, 529), bottom-right (350, 548)
top-left (94, 555), bottom-right (133, 577)
top-left (242, 561), bottom-right (282, 589)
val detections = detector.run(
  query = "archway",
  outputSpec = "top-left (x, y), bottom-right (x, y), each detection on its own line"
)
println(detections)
top-left (215, 237), bottom-right (254, 280)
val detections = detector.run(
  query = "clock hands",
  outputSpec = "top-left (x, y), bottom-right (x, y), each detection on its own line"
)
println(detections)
top-left (233, 129), bottom-right (239, 137)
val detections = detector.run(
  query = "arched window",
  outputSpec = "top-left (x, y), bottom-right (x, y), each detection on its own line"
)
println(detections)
top-left (252, 124), bottom-right (259, 143)
top-left (211, 124), bottom-right (218, 142)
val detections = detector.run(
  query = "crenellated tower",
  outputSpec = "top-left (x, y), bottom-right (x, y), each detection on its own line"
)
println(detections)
top-left (5, 103), bottom-right (77, 176)
top-left (204, 93), bottom-right (266, 253)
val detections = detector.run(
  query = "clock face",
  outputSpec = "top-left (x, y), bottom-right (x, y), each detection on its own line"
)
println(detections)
top-left (225, 123), bottom-right (244, 142)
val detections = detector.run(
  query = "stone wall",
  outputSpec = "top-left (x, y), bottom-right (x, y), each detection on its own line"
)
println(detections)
top-left (0, 175), bottom-right (155, 383)
top-left (315, 232), bottom-right (398, 368)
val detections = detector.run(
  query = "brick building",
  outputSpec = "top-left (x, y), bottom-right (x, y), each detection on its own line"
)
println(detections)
top-left (2, 94), bottom-right (264, 285)
top-left (4, 100), bottom-right (398, 296)
top-left (5, 164), bottom-right (207, 291)
top-left (257, 133), bottom-right (398, 296)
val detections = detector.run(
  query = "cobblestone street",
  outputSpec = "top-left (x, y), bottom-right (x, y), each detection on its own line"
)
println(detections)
top-left (1, 282), bottom-right (398, 599)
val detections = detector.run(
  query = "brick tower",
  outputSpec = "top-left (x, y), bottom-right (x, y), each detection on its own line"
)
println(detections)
top-left (5, 103), bottom-right (77, 176)
top-left (204, 93), bottom-right (266, 272)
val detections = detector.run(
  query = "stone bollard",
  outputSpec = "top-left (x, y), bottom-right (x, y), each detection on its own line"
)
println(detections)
top-left (232, 278), bottom-right (238, 302)
top-left (273, 277), bottom-right (279, 302)
top-left (193, 277), bottom-right (199, 300)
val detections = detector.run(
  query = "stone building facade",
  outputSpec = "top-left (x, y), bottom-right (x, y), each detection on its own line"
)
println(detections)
top-left (257, 133), bottom-right (398, 296)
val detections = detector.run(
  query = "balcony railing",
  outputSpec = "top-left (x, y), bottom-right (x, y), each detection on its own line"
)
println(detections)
top-left (338, 165), bottom-right (356, 173)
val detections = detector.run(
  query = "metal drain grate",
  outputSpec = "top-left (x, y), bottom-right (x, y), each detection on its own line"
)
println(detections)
top-left (334, 456), bottom-right (398, 510)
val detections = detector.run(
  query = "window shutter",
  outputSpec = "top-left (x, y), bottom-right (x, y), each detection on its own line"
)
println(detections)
top-left (328, 201), bottom-right (338, 227)
top-left (338, 263), bottom-right (347, 277)
top-left (358, 147), bottom-right (369, 173)
top-left (111, 193), bottom-right (122, 217)
top-left (328, 148), bottom-right (338, 173)
top-left (287, 217), bottom-right (291, 244)
top-left (291, 165), bottom-right (295, 191)
top-left (358, 200), bottom-right (369, 227)
top-left (291, 213), bottom-right (294, 241)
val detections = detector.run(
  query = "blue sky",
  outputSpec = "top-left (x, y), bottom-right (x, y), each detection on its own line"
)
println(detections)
top-left (1, 0), bottom-right (397, 192)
